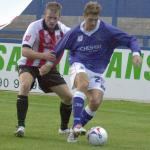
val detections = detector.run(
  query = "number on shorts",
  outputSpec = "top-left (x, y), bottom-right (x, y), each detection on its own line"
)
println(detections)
top-left (94, 76), bottom-right (101, 83)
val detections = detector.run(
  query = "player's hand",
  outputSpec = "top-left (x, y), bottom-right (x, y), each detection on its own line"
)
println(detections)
top-left (132, 55), bottom-right (142, 67)
top-left (43, 51), bottom-right (56, 62)
top-left (39, 63), bottom-right (52, 76)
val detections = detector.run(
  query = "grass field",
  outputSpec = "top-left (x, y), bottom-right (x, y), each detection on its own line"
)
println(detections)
top-left (0, 91), bottom-right (150, 150)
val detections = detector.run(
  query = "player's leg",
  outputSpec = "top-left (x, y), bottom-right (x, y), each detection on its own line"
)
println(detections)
top-left (15, 66), bottom-right (36, 137)
top-left (68, 82), bottom-right (104, 142)
top-left (72, 72), bottom-right (88, 130)
top-left (80, 73), bottom-right (105, 127)
top-left (38, 69), bottom-right (72, 134)
top-left (67, 63), bottom-right (89, 142)
top-left (80, 89), bottom-right (103, 126)
top-left (51, 84), bottom-right (72, 134)
top-left (67, 72), bottom-right (88, 142)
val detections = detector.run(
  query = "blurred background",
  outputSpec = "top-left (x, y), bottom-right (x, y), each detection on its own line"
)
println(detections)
top-left (0, 0), bottom-right (150, 50)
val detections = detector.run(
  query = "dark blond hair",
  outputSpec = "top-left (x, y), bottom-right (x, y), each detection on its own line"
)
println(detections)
top-left (84, 1), bottom-right (102, 16)
top-left (45, 2), bottom-right (62, 16)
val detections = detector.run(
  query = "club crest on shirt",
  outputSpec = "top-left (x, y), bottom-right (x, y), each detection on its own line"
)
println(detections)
top-left (24, 35), bottom-right (31, 41)
top-left (77, 35), bottom-right (83, 42)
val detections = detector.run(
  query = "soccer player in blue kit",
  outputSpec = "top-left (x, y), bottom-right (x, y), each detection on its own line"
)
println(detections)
top-left (40, 1), bottom-right (142, 142)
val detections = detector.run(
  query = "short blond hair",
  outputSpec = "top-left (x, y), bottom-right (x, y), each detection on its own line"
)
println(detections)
top-left (84, 1), bottom-right (102, 16)
top-left (45, 2), bottom-right (62, 16)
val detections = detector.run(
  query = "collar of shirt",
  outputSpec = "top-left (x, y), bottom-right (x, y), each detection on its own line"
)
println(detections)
top-left (42, 19), bottom-right (59, 33)
top-left (80, 19), bottom-right (101, 36)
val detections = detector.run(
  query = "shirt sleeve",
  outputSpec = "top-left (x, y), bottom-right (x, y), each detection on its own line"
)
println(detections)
top-left (53, 30), bottom-right (73, 65)
top-left (109, 25), bottom-right (141, 54)
top-left (58, 21), bottom-right (71, 34)
top-left (22, 22), bottom-right (37, 47)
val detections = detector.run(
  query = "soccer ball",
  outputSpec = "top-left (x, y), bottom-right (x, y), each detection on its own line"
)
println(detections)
top-left (87, 126), bottom-right (108, 146)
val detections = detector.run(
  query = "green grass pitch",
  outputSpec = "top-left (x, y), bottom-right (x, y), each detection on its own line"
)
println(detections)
top-left (0, 91), bottom-right (150, 150)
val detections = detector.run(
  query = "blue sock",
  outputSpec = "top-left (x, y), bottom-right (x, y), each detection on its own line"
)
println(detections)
top-left (72, 91), bottom-right (86, 127)
top-left (81, 106), bottom-right (96, 127)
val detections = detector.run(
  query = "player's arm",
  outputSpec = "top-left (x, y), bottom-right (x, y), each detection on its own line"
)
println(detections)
top-left (110, 26), bottom-right (142, 66)
top-left (54, 30), bottom-right (73, 64)
top-left (39, 29), bottom-right (73, 76)
top-left (22, 46), bottom-right (55, 61)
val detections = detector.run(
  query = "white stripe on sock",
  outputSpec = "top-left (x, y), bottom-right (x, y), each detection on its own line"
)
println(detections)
top-left (74, 91), bottom-right (86, 100)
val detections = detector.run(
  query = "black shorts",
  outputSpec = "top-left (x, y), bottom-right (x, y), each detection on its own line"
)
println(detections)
top-left (18, 65), bottom-right (66, 93)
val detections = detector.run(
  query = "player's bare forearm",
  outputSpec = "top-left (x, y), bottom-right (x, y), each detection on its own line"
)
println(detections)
top-left (22, 47), bottom-right (55, 61)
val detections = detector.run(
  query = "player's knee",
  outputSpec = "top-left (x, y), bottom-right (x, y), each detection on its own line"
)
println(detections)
top-left (89, 98), bottom-right (102, 111)
top-left (76, 81), bottom-right (89, 92)
top-left (62, 93), bottom-right (72, 105)
top-left (20, 82), bottom-right (31, 93)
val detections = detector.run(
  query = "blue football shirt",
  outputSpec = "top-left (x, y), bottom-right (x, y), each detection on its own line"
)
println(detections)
top-left (54, 20), bottom-right (141, 73)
